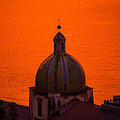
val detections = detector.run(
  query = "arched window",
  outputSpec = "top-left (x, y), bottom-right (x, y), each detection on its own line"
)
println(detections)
top-left (37, 98), bottom-right (43, 117)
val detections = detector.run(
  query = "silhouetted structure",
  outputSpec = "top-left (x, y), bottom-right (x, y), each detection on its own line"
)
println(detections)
top-left (0, 100), bottom-right (6, 120)
top-left (0, 100), bottom-right (28, 120)
top-left (29, 26), bottom-right (94, 120)
top-left (101, 95), bottom-right (120, 120)
top-left (6, 102), bottom-right (19, 120)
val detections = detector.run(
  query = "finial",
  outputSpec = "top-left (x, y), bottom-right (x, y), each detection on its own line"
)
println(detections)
top-left (57, 25), bottom-right (61, 29)
top-left (58, 18), bottom-right (60, 25)
top-left (57, 18), bottom-right (61, 30)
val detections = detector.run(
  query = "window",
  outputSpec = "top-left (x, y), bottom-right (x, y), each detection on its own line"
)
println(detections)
top-left (62, 43), bottom-right (64, 51)
top-left (37, 98), bottom-right (43, 117)
top-left (56, 43), bottom-right (60, 51)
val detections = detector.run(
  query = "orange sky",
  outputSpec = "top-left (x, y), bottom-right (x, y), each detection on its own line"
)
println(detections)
top-left (0, 0), bottom-right (120, 105)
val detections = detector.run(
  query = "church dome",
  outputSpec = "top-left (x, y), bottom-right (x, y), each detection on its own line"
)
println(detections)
top-left (36, 54), bottom-right (85, 92)
top-left (35, 27), bottom-right (86, 93)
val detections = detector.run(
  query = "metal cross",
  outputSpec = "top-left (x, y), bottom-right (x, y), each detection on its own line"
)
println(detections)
top-left (58, 18), bottom-right (61, 25)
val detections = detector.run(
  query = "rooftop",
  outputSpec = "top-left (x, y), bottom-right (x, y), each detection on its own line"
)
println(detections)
top-left (50, 101), bottom-right (101, 120)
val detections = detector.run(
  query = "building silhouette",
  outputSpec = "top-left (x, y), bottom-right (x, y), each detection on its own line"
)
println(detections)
top-left (101, 95), bottom-right (120, 120)
top-left (29, 26), bottom-right (94, 120)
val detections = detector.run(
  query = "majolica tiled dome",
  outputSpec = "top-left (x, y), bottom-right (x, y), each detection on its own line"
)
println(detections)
top-left (36, 54), bottom-right (85, 92)
top-left (35, 29), bottom-right (86, 92)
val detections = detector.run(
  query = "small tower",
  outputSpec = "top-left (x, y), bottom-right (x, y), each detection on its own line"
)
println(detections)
top-left (53, 25), bottom-right (66, 54)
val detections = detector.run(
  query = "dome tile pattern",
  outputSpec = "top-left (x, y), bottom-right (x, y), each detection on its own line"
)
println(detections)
top-left (36, 54), bottom-right (85, 92)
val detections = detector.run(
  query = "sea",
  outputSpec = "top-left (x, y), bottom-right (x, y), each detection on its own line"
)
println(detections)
top-left (0, 0), bottom-right (120, 106)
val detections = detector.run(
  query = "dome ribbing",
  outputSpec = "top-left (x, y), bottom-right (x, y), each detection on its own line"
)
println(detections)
top-left (36, 54), bottom-right (85, 92)
top-left (35, 30), bottom-right (86, 93)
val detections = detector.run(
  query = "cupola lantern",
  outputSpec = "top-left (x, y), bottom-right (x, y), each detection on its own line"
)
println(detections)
top-left (53, 25), bottom-right (66, 54)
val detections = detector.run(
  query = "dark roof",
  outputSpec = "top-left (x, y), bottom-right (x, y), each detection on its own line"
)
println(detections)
top-left (2, 100), bottom-right (29, 120)
top-left (56, 100), bottom-right (78, 111)
top-left (51, 101), bottom-right (101, 120)
top-left (53, 32), bottom-right (66, 41)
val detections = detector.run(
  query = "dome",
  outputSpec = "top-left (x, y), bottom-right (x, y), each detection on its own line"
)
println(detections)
top-left (36, 54), bottom-right (86, 92)
top-left (35, 30), bottom-right (86, 93)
